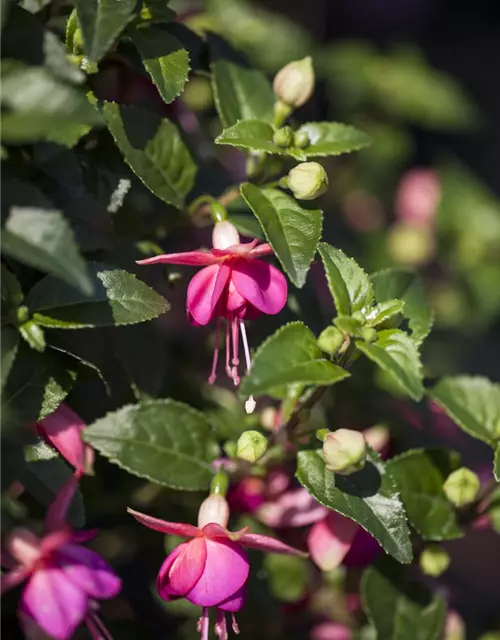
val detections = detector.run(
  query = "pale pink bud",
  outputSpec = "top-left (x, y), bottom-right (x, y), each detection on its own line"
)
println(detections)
top-left (197, 494), bottom-right (230, 528)
top-left (273, 57), bottom-right (315, 108)
top-left (395, 168), bottom-right (441, 228)
top-left (212, 220), bottom-right (240, 250)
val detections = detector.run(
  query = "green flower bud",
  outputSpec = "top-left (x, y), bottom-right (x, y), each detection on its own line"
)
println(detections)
top-left (273, 57), bottom-right (315, 108)
top-left (273, 126), bottom-right (294, 148)
top-left (361, 327), bottom-right (377, 343)
top-left (323, 429), bottom-right (367, 475)
top-left (287, 162), bottom-right (328, 201)
top-left (351, 311), bottom-right (366, 325)
top-left (443, 467), bottom-right (480, 507)
top-left (236, 430), bottom-right (268, 463)
top-left (419, 545), bottom-right (450, 577)
top-left (294, 129), bottom-right (310, 149)
top-left (317, 326), bottom-right (344, 355)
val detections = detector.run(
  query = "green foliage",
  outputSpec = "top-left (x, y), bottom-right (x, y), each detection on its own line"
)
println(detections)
top-left (264, 554), bottom-right (309, 602)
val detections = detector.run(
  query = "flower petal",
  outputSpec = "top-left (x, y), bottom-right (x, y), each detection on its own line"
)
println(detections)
top-left (1, 566), bottom-right (30, 595)
top-left (127, 508), bottom-right (199, 538)
top-left (248, 243), bottom-right (275, 257)
top-left (168, 537), bottom-right (207, 596)
top-left (38, 404), bottom-right (91, 474)
top-left (217, 584), bottom-right (247, 612)
top-left (231, 259), bottom-right (287, 315)
top-left (257, 488), bottom-right (328, 528)
top-left (22, 567), bottom-right (87, 640)
top-left (185, 539), bottom-right (249, 607)
top-left (187, 264), bottom-right (231, 325)
top-left (45, 475), bottom-right (80, 533)
top-left (239, 533), bottom-right (307, 556)
top-left (56, 543), bottom-right (122, 599)
top-left (342, 527), bottom-right (381, 568)
top-left (308, 513), bottom-right (358, 571)
top-left (157, 544), bottom-right (185, 601)
top-left (137, 251), bottom-right (219, 266)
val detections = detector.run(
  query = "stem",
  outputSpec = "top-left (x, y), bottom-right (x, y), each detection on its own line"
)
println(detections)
top-left (189, 186), bottom-right (240, 223)
top-left (460, 478), bottom-right (499, 525)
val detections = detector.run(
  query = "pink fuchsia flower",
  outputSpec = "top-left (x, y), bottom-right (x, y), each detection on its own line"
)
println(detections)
top-left (310, 621), bottom-right (352, 640)
top-left (1, 475), bottom-right (121, 640)
top-left (36, 403), bottom-right (94, 476)
top-left (128, 493), bottom-right (305, 640)
top-left (137, 221), bottom-right (287, 394)
top-left (394, 168), bottom-right (441, 229)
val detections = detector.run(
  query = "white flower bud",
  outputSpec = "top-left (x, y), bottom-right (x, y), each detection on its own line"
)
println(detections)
top-left (212, 220), bottom-right (240, 250)
top-left (323, 429), bottom-right (367, 475)
top-left (287, 162), bottom-right (328, 201)
top-left (273, 57), bottom-right (315, 108)
top-left (197, 494), bottom-right (230, 528)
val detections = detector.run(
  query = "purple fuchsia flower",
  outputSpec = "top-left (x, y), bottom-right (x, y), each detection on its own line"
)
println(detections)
top-left (1, 475), bottom-right (121, 640)
top-left (128, 493), bottom-right (305, 639)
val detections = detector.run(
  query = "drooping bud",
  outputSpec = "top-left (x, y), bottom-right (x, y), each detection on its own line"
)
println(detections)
top-left (443, 467), bottom-right (480, 507)
top-left (212, 220), bottom-right (240, 249)
top-left (317, 326), bottom-right (344, 355)
top-left (323, 429), bottom-right (367, 475)
top-left (236, 430), bottom-right (268, 463)
top-left (294, 129), bottom-right (310, 149)
top-left (287, 162), bottom-right (328, 200)
top-left (273, 126), bottom-right (294, 148)
top-left (273, 57), bottom-right (315, 109)
top-left (197, 494), bottom-right (230, 528)
top-left (419, 545), bottom-right (450, 577)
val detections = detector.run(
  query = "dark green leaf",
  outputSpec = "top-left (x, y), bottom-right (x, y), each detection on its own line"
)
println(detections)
top-left (227, 213), bottom-right (265, 240)
top-left (318, 243), bottom-right (374, 316)
top-left (130, 26), bottom-right (189, 104)
top-left (76, 0), bottom-right (137, 63)
top-left (264, 554), bottom-right (309, 603)
top-left (429, 376), bottom-right (500, 445)
top-left (215, 119), bottom-right (306, 160)
top-left (211, 60), bottom-right (274, 128)
top-left (240, 322), bottom-right (349, 397)
top-left (26, 263), bottom-right (169, 329)
top-left (356, 329), bottom-right (424, 401)
top-left (365, 299), bottom-right (405, 328)
top-left (102, 102), bottom-right (197, 208)
top-left (362, 557), bottom-right (446, 640)
top-left (84, 399), bottom-right (219, 491)
top-left (1, 327), bottom-right (20, 390)
top-left (371, 267), bottom-right (432, 345)
top-left (1, 208), bottom-right (92, 295)
top-left (297, 122), bottom-right (371, 157)
top-left (241, 183), bottom-right (322, 287)
top-left (1, 265), bottom-right (24, 308)
top-left (140, 0), bottom-right (176, 23)
top-left (387, 449), bottom-right (462, 540)
top-left (296, 450), bottom-right (412, 564)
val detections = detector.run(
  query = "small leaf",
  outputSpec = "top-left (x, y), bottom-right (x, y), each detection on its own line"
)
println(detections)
top-left (1, 207), bottom-right (92, 295)
top-left (494, 444), bottom-right (500, 482)
top-left (356, 329), bottom-right (424, 401)
top-left (371, 267), bottom-right (432, 345)
top-left (76, 0), bottom-right (137, 63)
top-left (241, 183), bottom-right (322, 288)
top-left (102, 102), bottom-right (197, 208)
top-left (318, 243), bottom-right (374, 316)
top-left (240, 322), bottom-right (349, 398)
top-left (216, 119), bottom-right (305, 158)
top-left (365, 299), bottom-right (405, 328)
top-left (429, 376), bottom-right (500, 445)
top-left (1, 327), bottom-right (20, 390)
top-left (26, 263), bottom-right (169, 329)
top-left (387, 449), bottom-right (463, 541)
top-left (84, 399), bottom-right (219, 491)
top-left (130, 26), bottom-right (189, 104)
top-left (296, 450), bottom-right (412, 564)
top-left (297, 122), bottom-right (371, 157)
top-left (19, 320), bottom-right (46, 352)
top-left (362, 557), bottom-right (446, 640)
top-left (211, 60), bottom-right (275, 128)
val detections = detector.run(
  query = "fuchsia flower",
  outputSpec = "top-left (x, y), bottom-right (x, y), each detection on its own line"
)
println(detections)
top-left (137, 221), bottom-right (287, 395)
top-left (1, 475), bottom-right (121, 640)
top-left (128, 493), bottom-right (305, 640)
top-left (36, 403), bottom-right (94, 476)
top-left (395, 168), bottom-right (441, 229)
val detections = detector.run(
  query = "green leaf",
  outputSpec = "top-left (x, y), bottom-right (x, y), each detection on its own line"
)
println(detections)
top-left (296, 450), bottom-right (412, 564)
top-left (227, 213), bottom-right (265, 240)
top-left (211, 60), bottom-right (275, 128)
top-left (215, 119), bottom-right (306, 160)
top-left (356, 329), bottom-right (424, 401)
top-left (102, 102), bottom-right (197, 208)
top-left (495, 444), bottom-right (500, 482)
top-left (318, 243), bottom-right (374, 316)
top-left (334, 315), bottom-right (365, 337)
top-left (84, 399), bottom-right (219, 491)
top-left (264, 554), bottom-right (309, 603)
top-left (25, 439), bottom-right (59, 462)
top-left (76, 0), bottom-right (137, 63)
top-left (130, 26), bottom-right (189, 104)
top-left (241, 183), bottom-right (322, 287)
top-left (365, 299), bottom-right (405, 328)
top-left (26, 263), bottom-right (169, 329)
top-left (240, 322), bottom-right (350, 398)
top-left (429, 376), bottom-right (500, 445)
top-left (387, 449), bottom-right (463, 541)
top-left (140, 0), bottom-right (176, 23)
top-left (371, 267), bottom-right (432, 346)
top-left (362, 557), bottom-right (446, 640)
top-left (1, 208), bottom-right (92, 295)
top-left (19, 320), bottom-right (46, 352)
top-left (1, 265), bottom-right (24, 308)
top-left (1, 327), bottom-right (20, 390)
top-left (296, 122), bottom-right (371, 157)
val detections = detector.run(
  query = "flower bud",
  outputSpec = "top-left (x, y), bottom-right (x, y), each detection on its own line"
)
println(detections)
top-left (419, 545), bottom-right (450, 577)
top-left (212, 220), bottom-right (239, 249)
top-left (273, 126), bottom-right (294, 148)
top-left (287, 162), bottom-right (328, 201)
top-left (317, 326), bottom-right (344, 355)
top-left (323, 429), bottom-right (367, 475)
top-left (294, 129), bottom-right (310, 149)
top-left (443, 467), bottom-right (480, 507)
top-left (197, 494), bottom-right (230, 528)
top-left (387, 222), bottom-right (435, 267)
top-left (273, 57), bottom-right (315, 109)
top-left (361, 326), bottom-right (377, 343)
top-left (236, 430), bottom-right (268, 463)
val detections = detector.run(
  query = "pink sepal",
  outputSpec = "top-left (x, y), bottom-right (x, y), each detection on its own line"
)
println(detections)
top-left (127, 508), bottom-right (200, 538)
top-left (239, 533), bottom-right (307, 557)
top-left (136, 251), bottom-right (219, 266)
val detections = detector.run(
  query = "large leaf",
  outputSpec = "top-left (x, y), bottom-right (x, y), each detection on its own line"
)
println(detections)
top-left (102, 102), bottom-right (197, 208)
top-left (76, 0), bottom-right (137, 63)
top-left (295, 122), bottom-right (371, 157)
top-left (84, 400), bottom-right (219, 491)
top-left (356, 329), bottom-right (423, 401)
top-left (296, 450), bottom-right (412, 564)
top-left (318, 243), bottom-right (374, 315)
top-left (371, 267), bottom-right (432, 345)
top-left (429, 376), bottom-right (500, 445)
top-left (211, 60), bottom-right (274, 127)
top-left (26, 263), bottom-right (169, 329)
top-left (1, 207), bottom-right (92, 295)
top-left (241, 183), bottom-right (322, 288)
top-left (362, 557), bottom-right (446, 640)
top-left (240, 322), bottom-right (349, 397)
top-left (130, 26), bottom-right (189, 104)
top-left (387, 449), bottom-right (462, 541)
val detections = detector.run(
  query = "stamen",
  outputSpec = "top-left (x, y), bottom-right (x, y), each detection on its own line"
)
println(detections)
top-left (209, 319), bottom-right (221, 384)
top-left (240, 320), bottom-right (256, 414)
top-left (215, 610), bottom-right (228, 640)
top-left (231, 613), bottom-right (240, 635)
top-left (231, 317), bottom-right (240, 385)
top-left (85, 612), bottom-right (114, 640)
top-left (225, 319), bottom-right (232, 379)
top-left (198, 608), bottom-right (210, 640)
